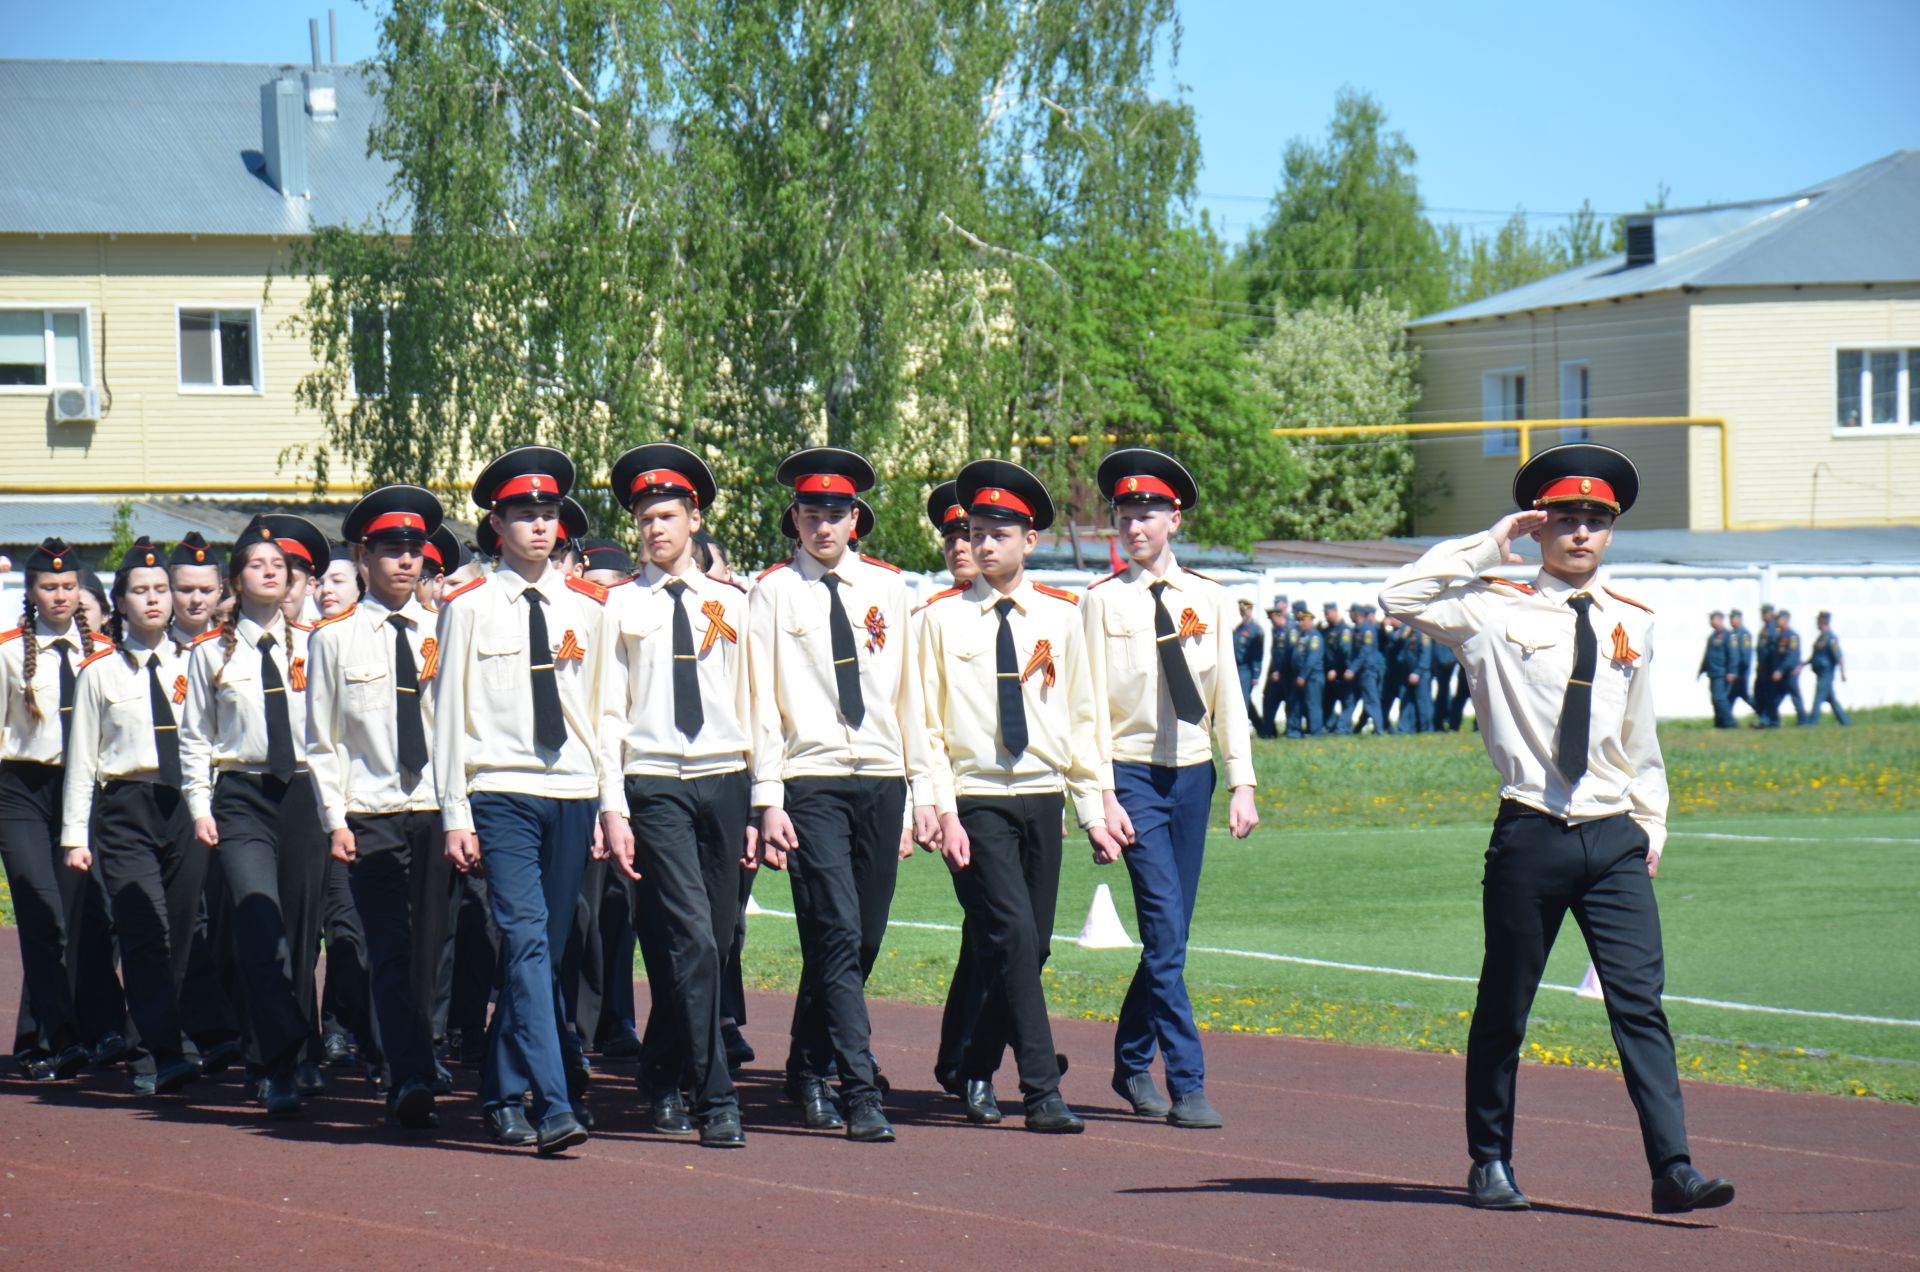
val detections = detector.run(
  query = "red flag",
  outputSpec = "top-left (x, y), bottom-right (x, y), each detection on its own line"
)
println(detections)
top-left (1108, 536), bottom-right (1124, 572)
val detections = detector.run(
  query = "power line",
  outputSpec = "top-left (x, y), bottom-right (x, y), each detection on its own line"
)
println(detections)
top-left (1198, 190), bottom-right (1635, 218)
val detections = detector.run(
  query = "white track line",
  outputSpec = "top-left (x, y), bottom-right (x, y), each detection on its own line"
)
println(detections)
top-left (751, 905), bottom-right (1920, 1028)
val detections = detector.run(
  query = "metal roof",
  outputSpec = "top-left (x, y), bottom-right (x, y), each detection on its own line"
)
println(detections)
top-left (0, 59), bottom-right (402, 236)
top-left (1412, 151), bottom-right (1920, 327)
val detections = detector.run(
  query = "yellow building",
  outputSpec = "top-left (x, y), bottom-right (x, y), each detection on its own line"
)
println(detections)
top-left (1406, 152), bottom-right (1920, 533)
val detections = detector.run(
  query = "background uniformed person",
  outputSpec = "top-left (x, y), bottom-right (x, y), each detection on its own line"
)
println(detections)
top-left (1347, 604), bottom-right (1387, 734)
top-left (1254, 599), bottom-right (1290, 740)
top-left (1428, 612), bottom-right (1464, 732)
top-left (1232, 598), bottom-right (1264, 722)
top-left (1286, 604), bottom-right (1322, 738)
top-left (1806, 611), bottom-right (1851, 726)
top-left (1393, 622), bottom-right (1433, 733)
top-left (1726, 610), bottom-right (1755, 721)
top-left (1380, 443), bottom-right (1734, 1216)
top-left (1770, 609), bottom-right (1807, 726)
top-left (1752, 603), bottom-right (1778, 725)
top-left (1698, 611), bottom-right (1734, 728)
top-left (1319, 601), bottom-right (1350, 735)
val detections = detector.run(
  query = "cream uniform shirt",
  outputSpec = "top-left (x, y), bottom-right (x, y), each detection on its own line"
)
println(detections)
top-left (60, 636), bottom-right (191, 849)
top-left (600, 564), bottom-right (752, 801)
top-left (1379, 532), bottom-right (1668, 859)
top-left (304, 594), bottom-right (440, 832)
top-left (179, 613), bottom-right (312, 821)
top-left (1081, 558), bottom-right (1257, 790)
top-left (747, 550), bottom-right (932, 811)
top-left (915, 578), bottom-right (1108, 829)
top-left (432, 562), bottom-right (622, 833)
top-left (0, 619), bottom-right (111, 764)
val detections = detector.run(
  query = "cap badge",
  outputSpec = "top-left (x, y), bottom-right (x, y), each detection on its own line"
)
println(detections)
top-left (989, 490), bottom-right (1002, 503)
top-left (194, 549), bottom-right (206, 562)
top-left (143, 552), bottom-right (155, 566)
top-left (530, 476), bottom-right (543, 490)
top-left (644, 471), bottom-right (656, 485)
top-left (51, 556), bottom-right (63, 570)
top-left (260, 527), bottom-right (272, 540)
top-left (1125, 477), bottom-right (1139, 492)
top-left (818, 475), bottom-right (833, 490)
top-left (1579, 478), bottom-right (1592, 495)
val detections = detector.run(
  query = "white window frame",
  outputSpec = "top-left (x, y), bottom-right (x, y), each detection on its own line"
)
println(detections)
top-left (0, 304), bottom-right (94, 394)
top-left (1558, 359), bottom-right (1591, 443)
top-left (175, 303), bottom-right (264, 394)
top-left (1481, 368), bottom-right (1525, 456)
top-left (1833, 343), bottom-right (1918, 435)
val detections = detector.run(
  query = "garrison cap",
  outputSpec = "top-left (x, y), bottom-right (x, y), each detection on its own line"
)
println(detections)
top-left (782, 497), bottom-right (874, 542)
top-left (578, 538), bottom-right (635, 576)
top-left (1512, 443), bottom-right (1639, 516)
top-left (343, 485), bottom-right (443, 546)
top-left (255, 514), bottom-right (329, 575)
top-left (610, 443), bottom-right (716, 511)
top-left (957, 458), bottom-right (1054, 532)
top-left (927, 481), bottom-right (968, 537)
top-left (472, 445), bottom-right (574, 510)
top-left (777, 447), bottom-right (874, 508)
top-left (1096, 448), bottom-right (1197, 511)
top-left (117, 536), bottom-right (165, 572)
top-left (25, 537), bottom-right (80, 574)
top-left (421, 525), bottom-right (459, 577)
top-left (167, 532), bottom-right (214, 569)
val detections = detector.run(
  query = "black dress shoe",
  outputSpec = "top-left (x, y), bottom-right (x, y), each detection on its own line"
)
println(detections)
top-left (1467, 1160), bottom-right (1529, 1210)
top-left (722, 1023), bottom-right (754, 1070)
top-left (565, 1054), bottom-right (592, 1103)
top-left (962, 1079), bottom-right (1002, 1125)
top-left (846, 1097), bottom-right (895, 1143)
top-left (364, 1062), bottom-right (392, 1095)
top-left (150, 1057), bottom-right (200, 1096)
top-left (321, 1033), bottom-right (354, 1067)
top-left (196, 1038), bottom-right (242, 1077)
top-left (390, 1079), bottom-right (437, 1129)
top-left (798, 1076), bottom-right (845, 1131)
top-left (1112, 1071), bottom-right (1171, 1118)
top-left (536, 1110), bottom-right (590, 1156)
top-left (649, 1091), bottom-right (696, 1136)
top-left (1024, 1093), bottom-right (1085, 1134)
top-left (488, 1104), bottom-right (538, 1146)
top-left (698, 1109), bottom-right (747, 1148)
top-left (27, 1044), bottom-right (91, 1082)
top-left (1652, 1162), bottom-right (1735, 1213)
top-left (430, 1061), bottom-right (455, 1095)
top-left (264, 1072), bottom-right (303, 1120)
top-left (599, 1032), bottom-right (642, 1060)
top-left (295, 1061), bottom-right (327, 1097)
top-left (90, 1032), bottom-right (131, 1067)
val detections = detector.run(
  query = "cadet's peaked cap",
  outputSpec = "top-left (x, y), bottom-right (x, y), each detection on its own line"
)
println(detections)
top-left (25, 537), bottom-right (79, 574)
top-left (472, 445), bottom-right (575, 510)
top-left (559, 497), bottom-right (589, 542)
top-left (777, 447), bottom-right (874, 506)
top-left (926, 481), bottom-right (968, 536)
top-left (781, 498), bottom-right (875, 542)
top-left (578, 538), bottom-right (635, 576)
top-left (167, 532), bottom-right (215, 569)
top-left (1512, 443), bottom-right (1639, 516)
top-left (343, 484), bottom-right (443, 546)
top-left (1096, 448), bottom-right (1197, 511)
top-left (611, 443), bottom-right (716, 511)
top-left (256, 514), bottom-right (330, 574)
top-left (956, 458), bottom-right (1055, 532)
top-left (117, 537), bottom-right (165, 572)
top-left (421, 525), bottom-right (459, 576)
top-left (481, 495), bottom-right (586, 557)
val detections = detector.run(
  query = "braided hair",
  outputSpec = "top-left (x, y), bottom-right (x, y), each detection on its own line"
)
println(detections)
top-left (17, 586), bottom-right (39, 721)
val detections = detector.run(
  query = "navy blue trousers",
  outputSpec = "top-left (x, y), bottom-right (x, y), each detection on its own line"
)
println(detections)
top-left (1112, 761), bottom-right (1214, 1097)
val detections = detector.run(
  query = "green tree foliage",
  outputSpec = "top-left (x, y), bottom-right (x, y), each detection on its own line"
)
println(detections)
top-left (104, 500), bottom-right (137, 565)
top-left (1247, 294), bottom-right (1420, 539)
top-left (1442, 198), bottom-right (1619, 306)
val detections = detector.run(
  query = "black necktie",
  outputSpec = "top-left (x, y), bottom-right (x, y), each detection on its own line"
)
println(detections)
top-left (994, 596), bottom-right (1028, 759)
top-left (1556, 594), bottom-right (1597, 788)
top-left (258, 633), bottom-right (296, 782)
top-left (821, 572), bottom-right (865, 730)
top-left (54, 639), bottom-right (77, 751)
top-left (1150, 581), bottom-right (1208, 726)
top-left (525, 590), bottom-right (567, 754)
top-left (389, 614), bottom-right (429, 776)
top-left (147, 653), bottom-right (183, 788)
top-left (665, 579), bottom-right (704, 739)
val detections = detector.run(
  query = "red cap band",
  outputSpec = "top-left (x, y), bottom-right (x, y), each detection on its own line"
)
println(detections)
top-left (630, 468), bottom-right (698, 505)
top-left (796, 473), bottom-right (857, 497)
top-left (941, 503), bottom-right (967, 526)
top-left (492, 472), bottom-right (559, 504)
top-left (972, 487), bottom-right (1034, 517)
top-left (1533, 476), bottom-right (1620, 511)
top-left (364, 511), bottom-right (429, 537)
top-left (275, 537), bottom-right (314, 565)
top-left (422, 542), bottom-right (444, 567)
top-left (1115, 474), bottom-right (1179, 504)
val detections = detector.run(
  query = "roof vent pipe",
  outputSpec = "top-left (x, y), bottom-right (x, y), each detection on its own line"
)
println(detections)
top-left (329, 9), bottom-right (339, 64)
top-left (304, 16), bottom-right (338, 120)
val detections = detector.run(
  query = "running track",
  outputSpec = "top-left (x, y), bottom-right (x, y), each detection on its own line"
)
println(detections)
top-left (1, 948), bottom-right (1914, 1270)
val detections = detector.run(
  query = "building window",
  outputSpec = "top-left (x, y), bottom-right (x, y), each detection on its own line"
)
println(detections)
top-left (0, 308), bottom-right (91, 390)
top-left (1836, 348), bottom-right (1918, 431)
top-left (1558, 361), bottom-right (1591, 443)
top-left (1481, 369), bottom-right (1524, 455)
top-left (178, 308), bottom-right (260, 391)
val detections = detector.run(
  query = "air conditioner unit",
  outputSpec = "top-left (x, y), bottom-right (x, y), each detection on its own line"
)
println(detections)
top-left (51, 387), bottom-right (102, 424)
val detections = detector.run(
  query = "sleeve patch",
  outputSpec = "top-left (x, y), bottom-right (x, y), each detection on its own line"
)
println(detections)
top-left (442, 576), bottom-right (489, 604)
top-left (566, 576), bottom-right (610, 604)
top-left (1604, 588), bottom-right (1655, 614)
top-left (860, 553), bottom-right (902, 573)
top-left (1034, 583), bottom-right (1080, 606)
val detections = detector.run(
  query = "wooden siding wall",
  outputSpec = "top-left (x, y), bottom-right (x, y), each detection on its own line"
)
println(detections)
top-left (1407, 298), bottom-right (1693, 533)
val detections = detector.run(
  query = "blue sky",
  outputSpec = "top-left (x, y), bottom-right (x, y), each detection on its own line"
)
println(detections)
top-left (9, 0), bottom-right (1917, 247)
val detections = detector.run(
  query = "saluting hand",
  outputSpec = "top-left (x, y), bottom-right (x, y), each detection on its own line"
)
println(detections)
top-left (329, 829), bottom-right (357, 864)
top-left (1488, 510), bottom-right (1548, 563)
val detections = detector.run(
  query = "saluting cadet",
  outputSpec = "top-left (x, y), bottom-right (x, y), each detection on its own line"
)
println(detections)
top-left (1232, 599), bottom-right (1264, 721)
top-left (750, 447), bottom-right (935, 1143)
top-left (916, 459), bottom-right (1121, 1133)
top-left (1699, 612), bottom-right (1734, 728)
top-left (1084, 450), bottom-right (1258, 1129)
top-left (1380, 443), bottom-right (1734, 1216)
top-left (1726, 610), bottom-right (1754, 719)
top-left (1806, 611), bottom-right (1851, 726)
top-left (1286, 604), bottom-right (1323, 737)
top-left (1752, 604), bottom-right (1778, 725)
top-left (1347, 604), bottom-right (1387, 735)
top-left (2, 538), bottom-right (122, 1080)
top-left (59, 538), bottom-right (204, 1097)
top-left (1770, 610), bottom-right (1807, 726)
top-left (597, 444), bottom-right (757, 1148)
top-left (1320, 602), bottom-right (1351, 734)
top-left (1254, 600), bottom-right (1290, 741)
top-left (304, 486), bottom-right (452, 1129)
top-left (181, 515), bottom-right (330, 1116)
top-left (435, 445), bottom-right (618, 1156)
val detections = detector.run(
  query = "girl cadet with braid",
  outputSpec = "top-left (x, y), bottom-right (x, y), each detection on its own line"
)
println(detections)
top-left (59, 538), bottom-right (205, 1097)
top-left (1, 537), bottom-right (122, 1080)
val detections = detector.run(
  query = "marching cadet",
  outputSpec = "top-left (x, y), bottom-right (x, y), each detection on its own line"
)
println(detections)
top-left (1286, 604), bottom-right (1323, 738)
top-left (1347, 604), bottom-right (1387, 735)
top-left (2, 538), bottom-right (122, 1080)
top-left (1083, 450), bottom-right (1258, 1129)
top-left (316, 545), bottom-right (362, 618)
top-left (166, 533), bottom-right (224, 644)
top-left (916, 459), bottom-right (1121, 1133)
top-left (59, 538), bottom-right (204, 1097)
top-left (1726, 610), bottom-right (1755, 720)
top-left (1380, 443), bottom-right (1734, 1215)
top-left (1806, 611), bottom-right (1851, 726)
top-left (1770, 610), bottom-right (1808, 726)
top-left (304, 486), bottom-right (452, 1129)
top-left (750, 447), bottom-right (935, 1143)
top-left (1254, 599), bottom-right (1290, 741)
top-left (1698, 612), bottom-right (1734, 728)
top-left (598, 445), bottom-right (756, 1147)
top-left (435, 445), bottom-right (619, 1156)
top-left (1319, 602), bottom-right (1351, 735)
top-left (1752, 603), bottom-right (1778, 726)
top-left (1232, 598), bottom-right (1264, 721)
top-left (181, 515), bottom-right (331, 1116)
top-left (418, 524), bottom-right (459, 612)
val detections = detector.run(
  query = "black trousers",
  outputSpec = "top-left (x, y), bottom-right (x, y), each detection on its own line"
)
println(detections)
top-left (951, 792), bottom-right (1064, 1107)
top-left (1467, 801), bottom-right (1691, 1175)
top-left (593, 867), bottom-right (639, 1046)
top-left (93, 780), bottom-right (213, 1067)
top-left (628, 770), bottom-right (749, 1115)
top-left (321, 854), bottom-right (377, 1059)
top-left (439, 871), bottom-right (498, 1050)
top-left (782, 775), bottom-right (906, 1101)
top-left (212, 771), bottom-right (326, 1073)
top-left (346, 810), bottom-right (449, 1091)
top-left (564, 855), bottom-right (609, 1043)
top-left (1, 760), bottom-right (123, 1056)
top-left (720, 865), bottom-right (755, 1026)
top-left (934, 914), bottom-right (988, 1092)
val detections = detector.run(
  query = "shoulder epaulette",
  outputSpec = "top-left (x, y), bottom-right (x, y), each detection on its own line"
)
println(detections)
top-left (1479, 576), bottom-right (1537, 594)
top-left (708, 572), bottom-right (747, 594)
top-left (0, 627), bottom-right (21, 645)
top-left (911, 586), bottom-right (965, 616)
top-left (442, 576), bottom-right (489, 604)
top-left (1604, 588), bottom-right (1654, 614)
top-left (1034, 583), bottom-right (1080, 606)
top-left (190, 627), bottom-right (225, 647)
top-left (78, 647), bottom-right (116, 671)
top-left (860, 553), bottom-right (901, 574)
top-left (1086, 568), bottom-right (1128, 590)
top-left (289, 619), bottom-right (315, 632)
top-left (566, 576), bottom-right (609, 604)
top-left (757, 559), bottom-right (791, 582)
top-left (1181, 567), bottom-right (1218, 584)
top-left (312, 604), bottom-right (358, 630)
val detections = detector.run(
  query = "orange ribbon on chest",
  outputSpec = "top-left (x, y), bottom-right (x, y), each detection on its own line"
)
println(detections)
top-left (1609, 623), bottom-right (1640, 665)
top-left (1020, 639), bottom-right (1056, 688)
top-left (699, 600), bottom-right (738, 654)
